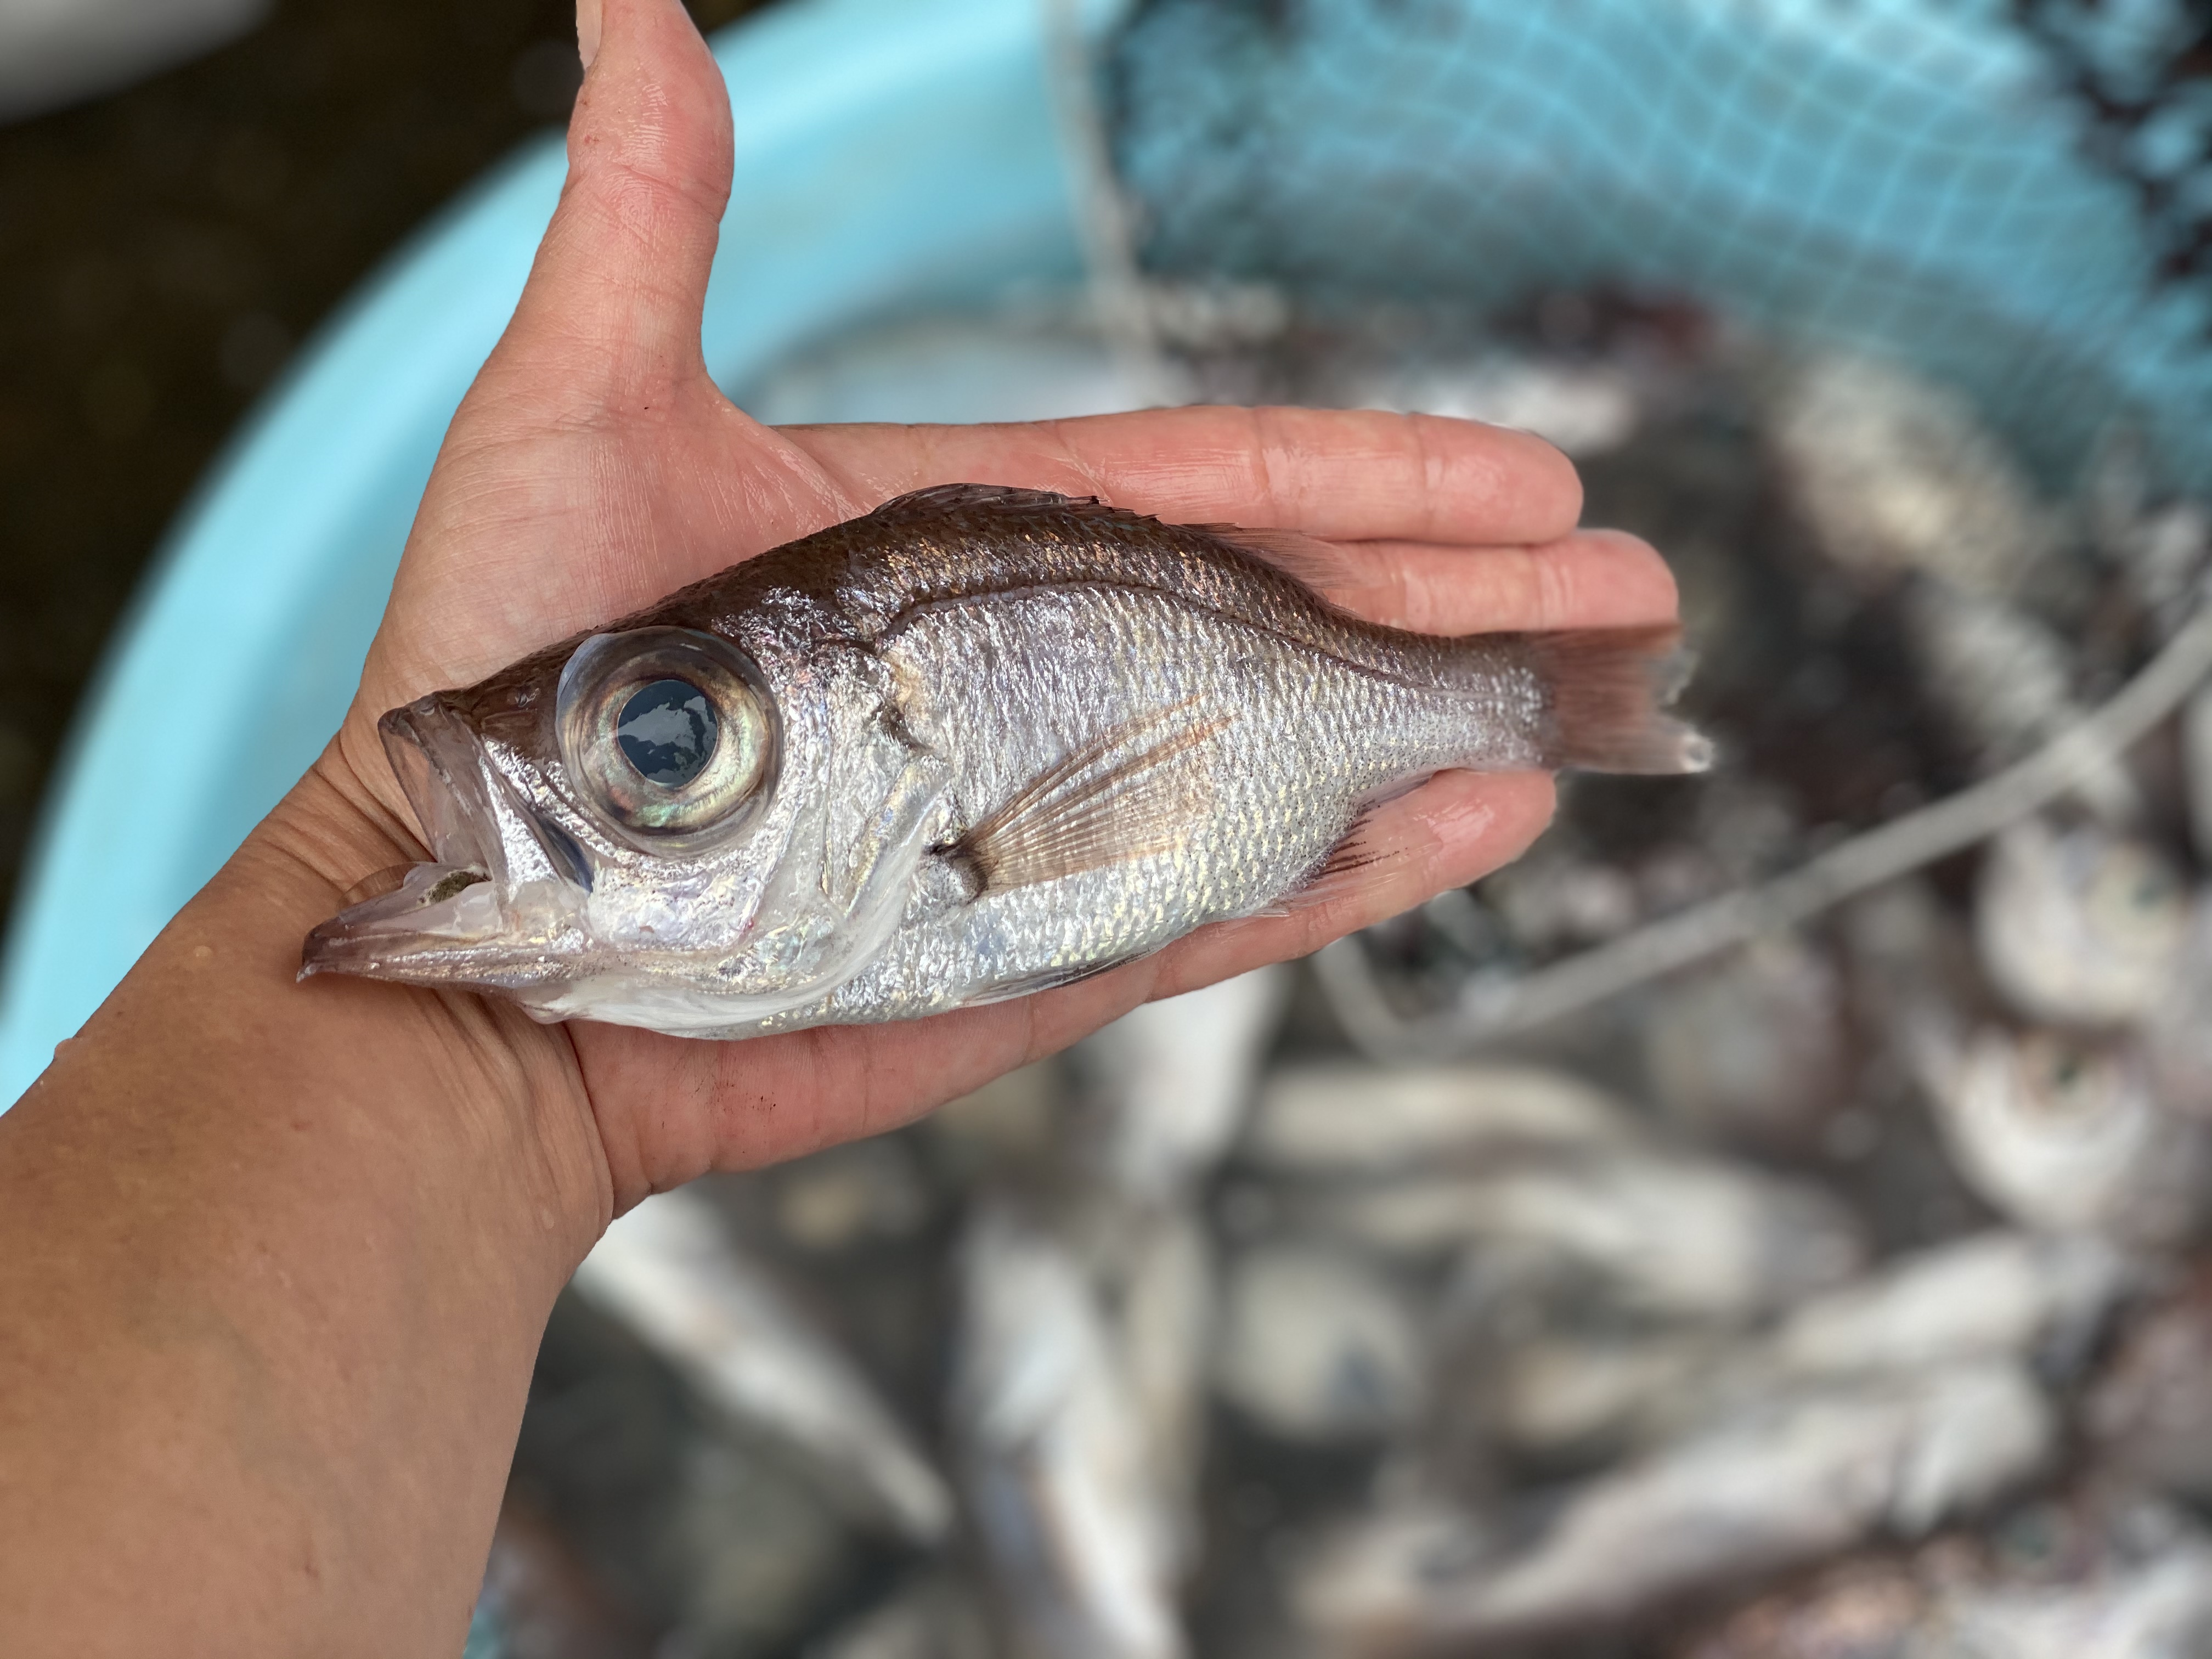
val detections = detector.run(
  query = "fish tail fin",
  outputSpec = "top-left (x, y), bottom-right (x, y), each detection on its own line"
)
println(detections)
top-left (1526, 624), bottom-right (1714, 775)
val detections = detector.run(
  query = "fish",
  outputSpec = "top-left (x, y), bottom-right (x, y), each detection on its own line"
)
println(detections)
top-left (1070, 964), bottom-right (1291, 1203)
top-left (1103, 1206), bottom-right (1217, 1576)
top-left (1238, 1061), bottom-right (1632, 1176)
top-left (1030, 1184), bottom-right (1223, 1584)
top-left (952, 1199), bottom-right (1187, 1659)
top-left (1676, 1492), bottom-right (2212, 1659)
top-left (1765, 349), bottom-right (2064, 605)
top-left (1912, 1023), bottom-right (2212, 1248)
top-left (1973, 818), bottom-right (2191, 1030)
top-left (1339, 348), bottom-right (1643, 457)
top-left (1901, 579), bottom-right (2135, 814)
top-left (1765, 1231), bottom-right (2130, 1386)
top-left (1300, 1362), bottom-right (2053, 1655)
top-left (1855, 883), bottom-right (2212, 1245)
top-left (1469, 1232), bottom-right (2126, 1471)
top-left (1293, 1149), bottom-right (1865, 1323)
top-left (1213, 1241), bottom-right (1427, 1444)
top-left (299, 485), bottom-right (1707, 1037)
top-left (570, 1189), bottom-right (953, 1544)
top-left (1482, 1325), bottom-right (1723, 1469)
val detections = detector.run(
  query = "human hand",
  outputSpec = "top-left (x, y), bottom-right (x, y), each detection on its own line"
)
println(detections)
top-left (288, 0), bottom-right (1679, 1216)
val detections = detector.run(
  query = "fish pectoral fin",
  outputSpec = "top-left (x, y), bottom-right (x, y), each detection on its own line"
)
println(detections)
top-left (949, 701), bottom-right (1233, 894)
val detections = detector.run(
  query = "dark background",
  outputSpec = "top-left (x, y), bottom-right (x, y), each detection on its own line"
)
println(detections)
top-left (0, 0), bottom-right (771, 929)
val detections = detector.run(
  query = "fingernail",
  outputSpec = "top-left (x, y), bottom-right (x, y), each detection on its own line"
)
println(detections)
top-left (577, 0), bottom-right (603, 70)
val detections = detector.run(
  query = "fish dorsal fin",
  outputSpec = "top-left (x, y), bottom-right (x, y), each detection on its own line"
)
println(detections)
top-left (1189, 523), bottom-right (1367, 594)
top-left (864, 484), bottom-right (1367, 595)
top-left (865, 483), bottom-right (1110, 523)
top-left (949, 699), bottom-right (1234, 894)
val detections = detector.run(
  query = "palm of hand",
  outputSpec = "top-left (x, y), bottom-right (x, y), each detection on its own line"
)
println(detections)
top-left (303, 0), bottom-right (1675, 1207)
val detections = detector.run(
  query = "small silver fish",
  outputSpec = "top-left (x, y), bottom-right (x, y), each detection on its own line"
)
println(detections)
top-left (1485, 1327), bottom-right (1722, 1466)
top-left (1103, 1206), bottom-right (1216, 1577)
top-left (1915, 1024), bottom-right (2212, 1248)
top-left (1214, 1241), bottom-right (1427, 1444)
top-left (953, 1199), bottom-right (1186, 1659)
top-left (1767, 349), bottom-right (2064, 604)
top-left (1766, 1232), bottom-right (2129, 1386)
top-left (1677, 1494), bottom-right (2212, 1659)
top-left (572, 1189), bottom-right (952, 1544)
top-left (1297, 1150), bottom-right (1865, 1322)
top-left (1901, 579), bottom-right (2133, 814)
top-left (301, 486), bottom-right (1705, 1037)
top-left (1973, 819), bottom-right (2190, 1030)
top-left (1302, 1363), bottom-right (2052, 1655)
top-left (1071, 964), bottom-right (1291, 1203)
top-left (1239, 1061), bottom-right (1632, 1176)
top-left (1477, 1232), bottom-right (2125, 1469)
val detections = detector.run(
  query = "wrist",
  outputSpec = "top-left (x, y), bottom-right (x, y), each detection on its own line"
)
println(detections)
top-left (0, 742), bottom-right (613, 1654)
top-left (52, 735), bottom-right (617, 1276)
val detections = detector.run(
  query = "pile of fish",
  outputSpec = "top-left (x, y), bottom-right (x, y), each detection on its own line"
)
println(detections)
top-left (473, 317), bottom-right (2212, 1659)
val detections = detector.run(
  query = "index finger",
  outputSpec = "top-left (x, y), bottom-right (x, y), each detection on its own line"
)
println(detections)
top-left (783, 404), bottom-right (1586, 550)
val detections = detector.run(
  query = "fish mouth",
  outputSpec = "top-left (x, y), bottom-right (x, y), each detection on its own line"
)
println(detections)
top-left (300, 697), bottom-right (588, 989)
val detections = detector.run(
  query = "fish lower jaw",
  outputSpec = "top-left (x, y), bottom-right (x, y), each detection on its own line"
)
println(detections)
top-left (297, 863), bottom-right (586, 988)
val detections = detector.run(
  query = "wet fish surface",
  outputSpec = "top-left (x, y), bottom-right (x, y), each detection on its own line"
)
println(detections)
top-left (301, 486), bottom-right (1705, 1036)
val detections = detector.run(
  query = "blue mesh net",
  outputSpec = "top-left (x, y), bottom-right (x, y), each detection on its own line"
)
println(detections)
top-left (1110, 0), bottom-right (2212, 492)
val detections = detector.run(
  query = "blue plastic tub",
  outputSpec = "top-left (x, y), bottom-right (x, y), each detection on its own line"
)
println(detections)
top-left (0, 0), bottom-right (1119, 1104)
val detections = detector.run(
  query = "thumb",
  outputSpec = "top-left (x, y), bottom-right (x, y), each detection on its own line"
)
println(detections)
top-left (489, 0), bottom-right (733, 415)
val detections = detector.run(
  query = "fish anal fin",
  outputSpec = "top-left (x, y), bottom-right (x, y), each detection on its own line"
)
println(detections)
top-left (1262, 810), bottom-right (1408, 919)
top-left (963, 950), bottom-right (1152, 1007)
top-left (951, 702), bottom-right (1233, 894)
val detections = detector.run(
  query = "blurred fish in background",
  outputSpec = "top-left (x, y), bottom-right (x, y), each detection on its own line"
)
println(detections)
top-left (0, 0), bottom-right (269, 122)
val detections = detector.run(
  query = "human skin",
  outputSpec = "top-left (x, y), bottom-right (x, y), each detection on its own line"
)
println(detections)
top-left (0, 0), bottom-right (1678, 1652)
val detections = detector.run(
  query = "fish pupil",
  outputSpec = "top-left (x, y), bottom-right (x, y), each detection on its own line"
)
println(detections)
top-left (616, 678), bottom-right (718, 788)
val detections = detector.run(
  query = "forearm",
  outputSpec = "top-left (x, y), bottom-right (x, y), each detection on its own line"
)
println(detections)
top-left (0, 765), bottom-right (610, 1657)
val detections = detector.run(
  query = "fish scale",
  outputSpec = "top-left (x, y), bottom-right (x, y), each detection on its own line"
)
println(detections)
top-left (824, 591), bottom-right (1476, 1024)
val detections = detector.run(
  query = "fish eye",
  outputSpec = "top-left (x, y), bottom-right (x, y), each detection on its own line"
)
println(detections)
top-left (617, 679), bottom-right (718, 787)
top-left (556, 628), bottom-right (778, 845)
